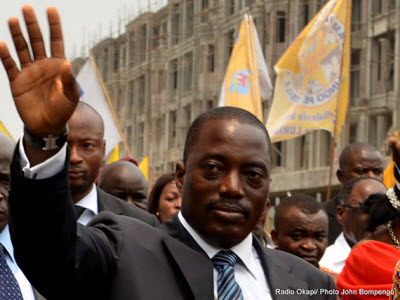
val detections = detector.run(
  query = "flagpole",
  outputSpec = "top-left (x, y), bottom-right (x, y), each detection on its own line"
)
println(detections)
top-left (326, 0), bottom-right (351, 202)
top-left (88, 51), bottom-right (132, 157)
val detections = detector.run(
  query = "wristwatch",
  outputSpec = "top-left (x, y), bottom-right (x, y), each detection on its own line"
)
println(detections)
top-left (23, 125), bottom-right (69, 151)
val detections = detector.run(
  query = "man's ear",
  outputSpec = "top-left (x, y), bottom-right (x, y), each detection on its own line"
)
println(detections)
top-left (175, 161), bottom-right (185, 194)
top-left (102, 140), bottom-right (106, 158)
top-left (337, 169), bottom-right (344, 184)
top-left (336, 205), bottom-right (345, 225)
top-left (270, 229), bottom-right (279, 249)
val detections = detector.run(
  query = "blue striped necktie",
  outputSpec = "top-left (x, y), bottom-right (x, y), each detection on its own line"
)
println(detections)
top-left (212, 250), bottom-right (244, 300)
top-left (0, 243), bottom-right (23, 300)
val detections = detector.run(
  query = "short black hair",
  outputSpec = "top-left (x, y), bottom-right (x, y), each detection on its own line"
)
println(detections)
top-left (183, 106), bottom-right (271, 163)
top-left (339, 142), bottom-right (381, 171)
top-left (338, 176), bottom-right (382, 205)
top-left (274, 194), bottom-right (324, 230)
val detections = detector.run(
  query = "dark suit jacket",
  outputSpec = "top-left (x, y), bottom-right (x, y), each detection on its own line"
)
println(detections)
top-left (96, 187), bottom-right (159, 227)
top-left (9, 152), bottom-right (335, 300)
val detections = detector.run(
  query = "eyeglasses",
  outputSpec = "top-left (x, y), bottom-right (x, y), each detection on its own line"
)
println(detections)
top-left (341, 204), bottom-right (361, 212)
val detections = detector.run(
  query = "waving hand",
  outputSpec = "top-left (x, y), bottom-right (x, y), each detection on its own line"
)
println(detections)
top-left (0, 6), bottom-right (79, 137)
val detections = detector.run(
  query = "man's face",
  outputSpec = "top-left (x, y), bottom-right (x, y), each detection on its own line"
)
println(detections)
top-left (271, 207), bottom-right (328, 268)
top-left (338, 148), bottom-right (384, 183)
top-left (67, 111), bottom-right (105, 199)
top-left (177, 120), bottom-right (271, 249)
top-left (0, 156), bottom-right (10, 231)
top-left (100, 166), bottom-right (148, 210)
top-left (337, 179), bottom-right (387, 246)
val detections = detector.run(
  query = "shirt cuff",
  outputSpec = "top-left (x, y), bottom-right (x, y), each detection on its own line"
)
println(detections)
top-left (19, 136), bottom-right (67, 179)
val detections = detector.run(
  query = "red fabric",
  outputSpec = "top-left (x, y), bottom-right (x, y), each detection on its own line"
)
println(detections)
top-left (337, 241), bottom-right (399, 299)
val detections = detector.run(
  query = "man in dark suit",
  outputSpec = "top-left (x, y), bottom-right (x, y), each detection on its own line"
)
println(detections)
top-left (0, 133), bottom-right (45, 300)
top-left (2, 6), bottom-right (335, 299)
top-left (67, 101), bottom-right (158, 226)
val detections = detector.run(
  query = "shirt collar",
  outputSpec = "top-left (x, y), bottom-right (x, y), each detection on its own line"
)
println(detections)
top-left (75, 184), bottom-right (98, 215)
top-left (0, 225), bottom-right (15, 263)
top-left (178, 211), bottom-right (257, 278)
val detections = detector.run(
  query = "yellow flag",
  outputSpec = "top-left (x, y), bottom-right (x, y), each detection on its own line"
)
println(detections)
top-left (383, 131), bottom-right (400, 188)
top-left (107, 144), bottom-right (120, 164)
top-left (266, 0), bottom-right (351, 142)
top-left (0, 121), bottom-right (14, 141)
top-left (139, 156), bottom-right (149, 181)
top-left (218, 15), bottom-right (272, 122)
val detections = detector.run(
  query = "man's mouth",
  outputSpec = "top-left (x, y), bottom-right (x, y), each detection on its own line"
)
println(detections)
top-left (69, 170), bottom-right (85, 179)
top-left (210, 203), bottom-right (246, 221)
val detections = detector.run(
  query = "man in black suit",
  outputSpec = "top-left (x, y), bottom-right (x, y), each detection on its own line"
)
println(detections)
top-left (66, 101), bottom-right (158, 226)
top-left (2, 6), bottom-right (335, 299)
top-left (0, 133), bottom-right (45, 300)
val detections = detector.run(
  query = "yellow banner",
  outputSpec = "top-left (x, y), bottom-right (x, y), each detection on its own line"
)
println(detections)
top-left (0, 121), bottom-right (14, 141)
top-left (139, 156), bottom-right (149, 181)
top-left (107, 144), bottom-right (120, 164)
top-left (266, 0), bottom-right (351, 142)
top-left (218, 15), bottom-right (272, 122)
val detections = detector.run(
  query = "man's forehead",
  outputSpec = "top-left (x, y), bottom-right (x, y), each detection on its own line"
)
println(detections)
top-left (350, 180), bottom-right (386, 200)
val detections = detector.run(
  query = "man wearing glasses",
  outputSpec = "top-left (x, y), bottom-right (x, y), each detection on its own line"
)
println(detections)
top-left (319, 176), bottom-right (387, 274)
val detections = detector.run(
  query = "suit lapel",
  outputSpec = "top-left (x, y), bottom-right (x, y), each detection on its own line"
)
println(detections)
top-left (33, 288), bottom-right (46, 300)
top-left (159, 215), bottom-right (213, 300)
top-left (162, 235), bottom-right (214, 300)
top-left (96, 187), bottom-right (122, 214)
top-left (253, 238), bottom-right (309, 300)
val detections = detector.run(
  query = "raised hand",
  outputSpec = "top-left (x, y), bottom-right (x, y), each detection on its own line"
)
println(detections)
top-left (0, 5), bottom-right (79, 137)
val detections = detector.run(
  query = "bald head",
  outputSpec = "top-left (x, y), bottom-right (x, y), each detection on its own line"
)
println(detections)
top-left (337, 142), bottom-right (384, 184)
top-left (71, 101), bottom-right (104, 137)
top-left (98, 160), bottom-right (148, 210)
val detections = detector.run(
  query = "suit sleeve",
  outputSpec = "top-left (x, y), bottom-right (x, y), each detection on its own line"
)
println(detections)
top-left (8, 148), bottom-right (118, 300)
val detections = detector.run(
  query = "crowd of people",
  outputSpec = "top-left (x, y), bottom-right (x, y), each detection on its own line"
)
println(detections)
top-left (1, 5), bottom-right (400, 300)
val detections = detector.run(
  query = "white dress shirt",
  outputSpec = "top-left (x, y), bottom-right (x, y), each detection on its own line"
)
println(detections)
top-left (74, 185), bottom-right (98, 225)
top-left (178, 212), bottom-right (272, 300)
top-left (319, 232), bottom-right (351, 274)
top-left (19, 139), bottom-right (97, 225)
top-left (0, 225), bottom-right (35, 300)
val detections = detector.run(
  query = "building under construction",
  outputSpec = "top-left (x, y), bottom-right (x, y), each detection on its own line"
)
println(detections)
top-left (73, 0), bottom-right (399, 203)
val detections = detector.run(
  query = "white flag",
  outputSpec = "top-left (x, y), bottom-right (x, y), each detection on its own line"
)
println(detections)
top-left (76, 58), bottom-right (122, 156)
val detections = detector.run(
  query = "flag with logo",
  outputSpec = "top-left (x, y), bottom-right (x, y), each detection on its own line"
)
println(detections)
top-left (77, 55), bottom-right (122, 158)
top-left (218, 14), bottom-right (272, 122)
top-left (266, 0), bottom-right (351, 142)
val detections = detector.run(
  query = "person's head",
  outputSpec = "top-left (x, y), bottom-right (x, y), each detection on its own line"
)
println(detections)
top-left (271, 194), bottom-right (328, 267)
top-left (176, 107), bottom-right (272, 249)
top-left (337, 143), bottom-right (384, 184)
top-left (148, 173), bottom-right (181, 222)
top-left (0, 133), bottom-right (15, 232)
top-left (98, 160), bottom-right (148, 210)
top-left (337, 176), bottom-right (387, 247)
top-left (67, 101), bottom-right (105, 203)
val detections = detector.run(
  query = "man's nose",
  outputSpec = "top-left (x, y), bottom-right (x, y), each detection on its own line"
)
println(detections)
top-left (218, 171), bottom-right (244, 198)
top-left (69, 146), bottom-right (83, 164)
top-left (302, 238), bottom-right (318, 250)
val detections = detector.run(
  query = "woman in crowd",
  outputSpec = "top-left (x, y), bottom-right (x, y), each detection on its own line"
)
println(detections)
top-left (336, 190), bottom-right (400, 299)
top-left (148, 173), bottom-right (182, 223)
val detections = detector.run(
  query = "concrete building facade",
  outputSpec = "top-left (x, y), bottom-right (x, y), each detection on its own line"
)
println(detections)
top-left (79, 0), bottom-right (399, 202)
